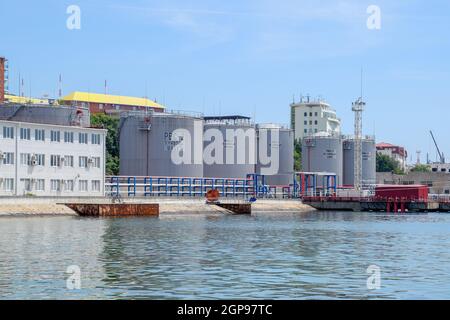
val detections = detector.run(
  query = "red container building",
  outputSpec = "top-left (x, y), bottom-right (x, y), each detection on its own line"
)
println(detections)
top-left (375, 185), bottom-right (429, 200)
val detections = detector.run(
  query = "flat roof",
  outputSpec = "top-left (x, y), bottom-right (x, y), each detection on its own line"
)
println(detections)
top-left (203, 115), bottom-right (251, 121)
top-left (0, 119), bottom-right (107, 132)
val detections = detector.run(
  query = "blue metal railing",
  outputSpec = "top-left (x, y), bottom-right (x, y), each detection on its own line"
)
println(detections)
top-left (106, 175), bottom-right (264, 198)
top-left (105, 173), bottom-right (338, 199)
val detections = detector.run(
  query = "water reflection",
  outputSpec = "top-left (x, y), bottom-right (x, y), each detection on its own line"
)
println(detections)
top-left (1, 211), bottom-right (450, 299)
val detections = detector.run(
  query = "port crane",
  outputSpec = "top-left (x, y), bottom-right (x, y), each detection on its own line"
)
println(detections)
top-left (430, 130), bottom-right (445, 164)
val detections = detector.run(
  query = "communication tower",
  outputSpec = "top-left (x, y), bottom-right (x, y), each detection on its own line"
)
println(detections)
top-left (352, 97), bottom-right (365, 191)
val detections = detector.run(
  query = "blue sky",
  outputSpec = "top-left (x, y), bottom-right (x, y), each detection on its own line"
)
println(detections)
top-left (1, 0), bottom-right (449, 163)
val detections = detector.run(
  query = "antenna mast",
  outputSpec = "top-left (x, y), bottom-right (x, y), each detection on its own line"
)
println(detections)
top-left (416, 150), bottom-right (421, 165)
top-left (58, 74), bottom-right (62, 98)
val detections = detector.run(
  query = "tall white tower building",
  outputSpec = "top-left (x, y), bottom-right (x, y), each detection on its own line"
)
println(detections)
top-left (290, 97), bottom-right (341, 141)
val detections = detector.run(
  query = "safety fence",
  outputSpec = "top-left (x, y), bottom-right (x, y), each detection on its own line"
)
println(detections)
top-left (105, 172), bottom-right (346, 200)
top-left (105, 174), bottom-right (294, 199)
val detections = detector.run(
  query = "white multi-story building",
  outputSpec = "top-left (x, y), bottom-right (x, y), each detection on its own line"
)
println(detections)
top-left (0, 119), bottom-right (106, 197)
top-left (290, 98), bottom-right (341, 141)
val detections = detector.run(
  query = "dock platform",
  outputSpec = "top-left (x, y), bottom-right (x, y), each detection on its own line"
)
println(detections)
top-left (303, 197), bottom-right (446, 213)
top-left (64, 203), bottom-right (159, 217)
top-left (215, 203), bottom-right (252, 214)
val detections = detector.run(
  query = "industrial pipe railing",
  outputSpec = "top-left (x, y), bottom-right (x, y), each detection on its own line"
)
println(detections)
top-left (105, 175), bottom-right (274, 199)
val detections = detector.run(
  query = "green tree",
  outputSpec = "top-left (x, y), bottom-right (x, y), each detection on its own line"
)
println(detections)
top-left (294, 139), bottom-right (302, 172)
top-left (91, 114), bottom-right (120, 175)
top-left (410, 164), bottom-right (431, 172)
top-left (376, 153), bottom-right (404, 174)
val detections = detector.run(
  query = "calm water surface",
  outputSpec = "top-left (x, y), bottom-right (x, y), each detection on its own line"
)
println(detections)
top-left (1, 211), bottom-right (450, 299)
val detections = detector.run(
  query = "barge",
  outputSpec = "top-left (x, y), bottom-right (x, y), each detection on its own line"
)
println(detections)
top-left (302, 196), bottom-right (443, 213)
top-left (64, 203), bottom-right (160, 217)
top-left (303, 185), bottom-right (449, 213)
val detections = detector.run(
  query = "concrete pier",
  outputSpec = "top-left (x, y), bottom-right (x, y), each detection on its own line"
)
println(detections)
top-left (439, 202), bottom-right (450, 212)
top-left (304, 197), bottom-right (443, 213)
top-left (0, 197), bottom-right (314, 216)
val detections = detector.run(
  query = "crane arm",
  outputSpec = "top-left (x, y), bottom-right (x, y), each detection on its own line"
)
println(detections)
top-left (430, 130), bottom-right (445, 163)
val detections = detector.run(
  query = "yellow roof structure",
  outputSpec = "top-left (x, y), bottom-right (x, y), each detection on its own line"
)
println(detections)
top-left (4, 94), bottom-right (57, 105)
top-left (62, 92), bottom-right (165, 109)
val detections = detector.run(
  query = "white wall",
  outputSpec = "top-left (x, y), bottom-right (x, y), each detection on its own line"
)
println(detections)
top-left (292, 102), bottom-right (341, 140)
top-left (0, 120), bottom-right (106, 197)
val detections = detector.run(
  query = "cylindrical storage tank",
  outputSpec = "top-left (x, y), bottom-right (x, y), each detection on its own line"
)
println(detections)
top-left (342, 138), bottom-right (376, 186)
top-left (203, 117), bottom-right (256, 179)
top-left (256, 124), bottom-right (294, 186)
top-left (119, 112), bottom-right (204, 177)
top-left (301, 135), bottom-right (343, 186)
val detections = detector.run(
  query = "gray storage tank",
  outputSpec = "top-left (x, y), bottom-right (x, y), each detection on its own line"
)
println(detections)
top-left (301, 135), bottom-right (343, 186)
top-left (119, 111), bottom-right (204, 177)
top-left (203, 116), bottom-right (256, 179)
top-left (256, 124), bottom-right (294, 185)
top-left (343, 137), bottom-right (376, 186)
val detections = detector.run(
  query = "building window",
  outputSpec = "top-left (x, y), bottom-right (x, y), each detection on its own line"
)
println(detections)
top-left (309, 112), bottom-right (312, 116)
top-left (304, 129), bottom-right (307, 134)
top-left (35, 129), bottom-right (45, 141)
top-left (79, 156), bottom-right (88, 168)
top-left (3, 178), bottom-right (14, 191)
top-left (2, 127), bottom-right (14, 139)
top-left (64, 132), bottom-right (74, 143)
top-left (304, 121), bottom-right (307, 125)
top-left (99, 104), bottom-right (104, 110)
top-left (20, 128), bottom-right (31, 140)
top-left (314, 120), bottom-right (318, 125)
top-left (79, 133), bottom-right (88, 144)
top-left (92, 134), bottom-right (101, 145)
top-left (2, 152), bottom-right (14, 165)
top-left (315, 112), bottom-right (318, 116)
top-left (51, 130), bottom-right (60, 142)
top-left (309, 121), bottom-right (313, 125)
top-left (35, 179), bottom-right (45, 191)
top-left (20, 153), bottom-right (31, 166)
top-left (79, 180), bottom-right (88, 192)
top-left (50, 155), bottom-right (61, 167)
top-left (91, 157), bottom-right (101, 168)
top-left (64, 180), bottom-right (74, 192)
top-left (51, 180), bottom-right (61, 192)
top-left (421, 181), bottom-right (433, 187)
top-left (63, 155), bottom-right (74, 167)
top-left (22, 179), bottom-right (32, 192)
top-left (92, 180), bottom-right (101, 192)
top-left (32, 154), bottom-right (45, 166)
top-left (304, 112), bottom-right (307, 117)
